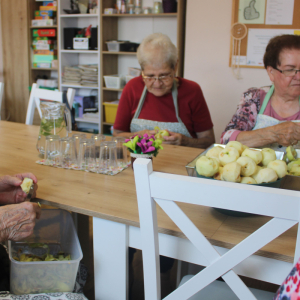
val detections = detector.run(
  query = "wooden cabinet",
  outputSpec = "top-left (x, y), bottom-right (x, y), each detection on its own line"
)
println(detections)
top-left (100, 0), bottom-right (187, 135)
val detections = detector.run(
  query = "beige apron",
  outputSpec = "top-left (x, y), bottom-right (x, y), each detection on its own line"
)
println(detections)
top-left (252, 85), bottom-right (300, 150)
top-left (130, 80), bottom-right (192, 138)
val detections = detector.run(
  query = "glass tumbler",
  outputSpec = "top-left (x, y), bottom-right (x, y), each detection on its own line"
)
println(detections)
top-left (71, 133), bottom-right (87, 161)
top-left (91, 134), bottom-right (106, 166)
top-left (111, 136), bottom-right (128, 167)
top-left (45, 135), bottom-right (61, 165)
top-left (98, 141), bottom-right (118, 174)
top-left (78, 139), bottom-right (96, 171)
top-left (60, 137), bottom-right (76, 168)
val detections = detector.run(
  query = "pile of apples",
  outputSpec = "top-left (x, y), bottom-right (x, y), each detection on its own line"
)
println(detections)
top-left (196, 141), bottom-right (287, 184)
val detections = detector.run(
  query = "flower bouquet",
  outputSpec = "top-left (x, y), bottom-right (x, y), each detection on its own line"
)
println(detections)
top-left (124, 133), bottom-right (163, 168)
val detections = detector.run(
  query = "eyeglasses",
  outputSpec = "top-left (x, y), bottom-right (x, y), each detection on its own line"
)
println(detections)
top-left (142, 73), bottom-right (174, 83)
top-left (274, 67), bottom-right (300, 77)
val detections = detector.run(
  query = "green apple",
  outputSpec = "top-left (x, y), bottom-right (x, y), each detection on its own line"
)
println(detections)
top-left (286, 145), bottom-right (297, 161)
top-left (287, 159), bottom-right (300, 172)
top-left (226, 141), bottom-right (243, 155)
top-left (241, 148), bottom-right (262, 165)
top-left (196, 156), bottom-right (219, 177)
top-left (221, 162), bottom-right (242, 182)
top-left (261, 148), bottom-right (276, 166)
top-left (240, 177), bottom-right (257, 184)
top-left (267, 160), bottom-right (287, 178)
top-left (289, 165), bottom-right (300, 176)
top-left (236, 156), bottom-right (257, 176)
top-left (219, 147), bottom-right (240, 166)
top-left (255, 168), bottom-right (278, 184)
top-left (160, 130), bottom-right (170, 137)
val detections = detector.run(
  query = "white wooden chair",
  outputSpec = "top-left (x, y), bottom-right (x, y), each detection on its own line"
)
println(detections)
top-left (0, 82), bottom-right (4, 120)
top-left (25, 83), bottom-right (75, 125)
top-left (133, 158), bottom-right (300, 300)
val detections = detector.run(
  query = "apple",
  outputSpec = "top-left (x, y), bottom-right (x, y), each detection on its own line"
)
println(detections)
top-left (196, 156), bottom-right (219, 177)
top-left (241, 148), bottom-right (262, 165)
top-left (287, 159), bottom-right (300, 172)
top-left (267, 160), bottom-right (287, 178)
top-left (261, 148), bottom-right (276, 166)
top-left (251, 166), bottom-right (263, 182)
top-left (242, 144), bottom-right (249, 151)
top-left (221, 162), bottom-right (241, 182)
top-left (286, 145), bottom-right (297, 161)
top-left (160, 130), bottom-right (169, 137)
top-left (206, 146), bottom-right (223, 160)
top-left (213, 166), bottom-right (223, 180)
top-left (219, 147), bottom-right (240, 166)
top-left (289, 165), bottom-right (300, 176)
top-left (236, 156), bottom-right (257, 176)
top-left (226, 141), bottom-right (243, 155)
top-left (240, 177), bottom-right (257, 184)
top-left (255, 168), bottom-right (278, 184)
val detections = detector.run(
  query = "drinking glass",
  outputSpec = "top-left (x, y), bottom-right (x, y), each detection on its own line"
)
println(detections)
top-left (60, 137), bottom-right (76, 168)
top-left (78, 139), bottom-right (96, 171)
top-left (98, 141), bottom-right (118, 174)
top-left (91, 134), bottom-right (106, 166)
top-left (45, 135), bottom-right (61, 165)
top-left (111, 136), bottom-right (128, 167)
top-left (71, 133), bottom-right (87, 161)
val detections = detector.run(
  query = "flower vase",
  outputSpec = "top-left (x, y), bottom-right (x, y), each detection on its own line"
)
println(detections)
top-left (130, 153), bottom-right (153, 170)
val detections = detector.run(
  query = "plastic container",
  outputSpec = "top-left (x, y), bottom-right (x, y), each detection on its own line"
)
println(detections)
top-left (9, 209), bottom-right (83, 295)
top-left (106, 40), bottom-right (140, 52)
top-left (125, 75), bottom-right (135, 84)
top-left (128, 67), bottom-right (141, 77)
top-left (104, 74), bottom-right (125, 89)
top-left (103, 101), bottom-right (119, 123)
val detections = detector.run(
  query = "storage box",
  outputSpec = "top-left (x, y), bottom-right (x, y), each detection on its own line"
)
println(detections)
top-left (106, 41), bottom-right (140, 52)
top-left (73, 37), bottom-right (89, 50)
top-left (104, 75), bottom-right (125, 89)
top-left (31, 19), bottom-right (54, 26)
top-left (128, 67), bottom-right (141, 77)
top-left (33, 29), bottom-right (56, 37)
top-left (9, 209), bottom-right (82, 295)
top-left (103, 101), bottom-right (119, 123)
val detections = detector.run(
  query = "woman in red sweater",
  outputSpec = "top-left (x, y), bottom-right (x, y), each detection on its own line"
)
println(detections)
top-left (113, 33), bottom-right (215, 148)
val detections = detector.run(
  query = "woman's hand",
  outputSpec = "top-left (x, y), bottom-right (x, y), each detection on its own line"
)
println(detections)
top-left (0, 202), bottom-right (41, 242)
top-left (135, 129), bottom-right (156, 137)
top-left (0, 173), bottom-right (38, 205)
top-left (272, 122), bottom-right (300, 146)
top-left (162, 131), bottom-right (184, 146)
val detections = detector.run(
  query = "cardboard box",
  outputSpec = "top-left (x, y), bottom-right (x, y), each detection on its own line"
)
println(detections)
top-left (43, 1), bottom-right (57, 6)
top-left (33, 50), bottom-right (57, 55)
top-left (31, 19), bottom-right (54, 26)
top-left (32, 62), bottom-right (52, 68)
top-left (35, 10), bottom-right (53, 17)
top-left (40, 5), bottom-right (57, 11)
top-left (33, 54), bottom-right (57, 63)
top-left (51, 59), bottom-right (58, 68)
top-left (73, 37), bottom-right (89, 50)
top-left (33, 29), bottom-right (56, 37)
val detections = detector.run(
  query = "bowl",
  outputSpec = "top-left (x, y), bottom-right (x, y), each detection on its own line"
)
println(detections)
top-left (195, 167), bottom-right (283, 217)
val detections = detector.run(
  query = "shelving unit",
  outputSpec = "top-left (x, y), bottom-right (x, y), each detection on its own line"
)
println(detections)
top-left (58, 0), bottom-right (101, 132)
top-left (100, 0), bottom-right (187, 135)
top-left (28, 0), bottom-right (59, 89)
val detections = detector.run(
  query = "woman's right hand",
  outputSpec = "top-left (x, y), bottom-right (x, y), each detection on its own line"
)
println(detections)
top-left (272, 122), bottom-right (300, 146)
top-left (0, 202), bottom-right (41, 243)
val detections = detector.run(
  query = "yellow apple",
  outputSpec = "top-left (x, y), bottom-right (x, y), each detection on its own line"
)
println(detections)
top-left (241, 148), bottom-right (262, 165)
top-left (21, 178), bottom-right (33, 194)
top-left (240, 177), bottom-right (257, 184)
top-left (219, 147), bottom-right (240, 166)
top-left (236, 156), bottom-right (257, 176)
top-left (206, 146), bottom-right (223, 160)
top-left (267, 160), bottom-right (287, 178)
top-left (226, 141), bottom-right (244, 155)
top-left (196, 156), bottom-right (219, 177)
top-left (261, 148), bottom-right (276, 166)
top-left (286, 145), bottom-right (297, 161)
top-left (255, 168), bottom-right (278, 184)
top-left (221, 162), bottom-right (242, 183)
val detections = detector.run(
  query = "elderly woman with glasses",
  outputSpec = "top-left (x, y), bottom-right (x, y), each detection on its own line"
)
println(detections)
top-left (113, 33), bottom-right (215, 148)
top-left (221, 34), bottom-right (300, 150)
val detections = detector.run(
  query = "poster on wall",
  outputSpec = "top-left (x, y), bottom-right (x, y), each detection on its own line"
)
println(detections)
top-left (265, 0), bottom-right (294, 25)
top-left (246, 28), bottom-right (299, 66)
top-left (238, 0), bottom-right (266, 24)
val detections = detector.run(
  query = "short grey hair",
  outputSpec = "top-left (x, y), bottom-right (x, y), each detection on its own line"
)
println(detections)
top-left (137, 33), bottom-right (178, 70)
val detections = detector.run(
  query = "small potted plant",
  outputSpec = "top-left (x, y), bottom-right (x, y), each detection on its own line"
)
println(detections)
top-left (123, 133), bottom-right (163, 168)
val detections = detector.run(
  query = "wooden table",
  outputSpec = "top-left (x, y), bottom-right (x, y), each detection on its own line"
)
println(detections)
top-left (0, 121), bottom-right (298, 299)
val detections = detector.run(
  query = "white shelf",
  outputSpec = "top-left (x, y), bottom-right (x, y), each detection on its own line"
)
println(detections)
top-left (75, 117), bottom-right (99, 124)
top-left (61, 83), bottom-right (99, 89)
top-left (60, 50), bottom-right (99, 54)
top-left (60, 14), bottom-right (98, 18)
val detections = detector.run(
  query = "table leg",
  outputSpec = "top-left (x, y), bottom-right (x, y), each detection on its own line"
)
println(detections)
top-left (93, 217), bottom-right (129, 300)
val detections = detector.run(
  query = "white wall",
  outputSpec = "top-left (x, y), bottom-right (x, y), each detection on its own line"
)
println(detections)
top-left (184, 0), bottom-right (271, 142)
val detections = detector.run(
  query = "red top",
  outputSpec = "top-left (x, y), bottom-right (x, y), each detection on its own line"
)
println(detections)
top-left (113, 76), bottom-right (213, 138)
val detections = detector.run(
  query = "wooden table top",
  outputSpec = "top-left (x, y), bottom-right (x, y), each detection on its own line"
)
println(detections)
top-left (0, 121), bottom-right (297, 263)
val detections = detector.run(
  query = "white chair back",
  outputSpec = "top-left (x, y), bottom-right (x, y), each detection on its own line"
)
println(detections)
top-left (0, 82), bottom-right (4, 120)
top-left (133, 158), bottom-right (300, 300)
top-left (25, 83), bottom-right (75, 125)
